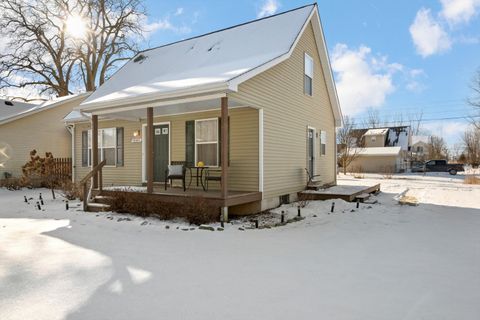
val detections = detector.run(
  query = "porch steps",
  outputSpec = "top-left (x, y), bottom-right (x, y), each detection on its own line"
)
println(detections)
top-left (307, 180), bottom-right (323, 191)
top-left (355, 193), bottom-right (371, 203)
top-left (93, 195), bottom-right (114, 204)
top-left (87, 202), bottom-right (111, 212)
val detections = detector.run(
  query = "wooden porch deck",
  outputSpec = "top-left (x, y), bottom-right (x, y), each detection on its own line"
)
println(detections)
top-left (298, 184), bottom-right (381, 202)
top-left (100, 187), bottom-right (262, 208)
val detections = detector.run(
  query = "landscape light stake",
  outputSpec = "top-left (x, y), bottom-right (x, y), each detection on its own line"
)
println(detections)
top-left (330, 202), bottom-right (335, 214)
top-left (40, 198), bottom-right (44, 206)
top-left (297, 206), bottom-right (301, 217)
top-left (255, 220), bottom-right (259, 229)
top-left (281, 211), bottom-right (285, 223)
top-left (39, 193), bottom-right (42, 201)
top-left (24, 196), bottom-right (27, 203)
top-left (220, 220), bottom-right (224, 228)
top-left (36, 201), bottom-right (41, 210)
top-left (356, 200), bottom-right (360, 209)
top-left (66, 201), bottom-right (69, 210)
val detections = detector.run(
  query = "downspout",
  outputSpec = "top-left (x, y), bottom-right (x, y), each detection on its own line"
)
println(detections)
top-left (334, 127), bottom-right (338, 185)
top-left (66, 124), bottom-right (75, 182)
top-left (259, 109), bottom-right (264, 197)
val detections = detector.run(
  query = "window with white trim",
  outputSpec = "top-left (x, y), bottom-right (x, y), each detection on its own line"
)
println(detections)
top-left (195, 119), bottom-right (218, 167)
top-left (304, 53), bottom-right (313, 96)
top-left (88, 128), bottom-right (117, 166)
top-left (320, 130), bottom-right (326, 156)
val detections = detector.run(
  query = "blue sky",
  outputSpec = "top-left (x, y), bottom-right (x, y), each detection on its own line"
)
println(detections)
top-left (141, 0), bottom-right (480, 147)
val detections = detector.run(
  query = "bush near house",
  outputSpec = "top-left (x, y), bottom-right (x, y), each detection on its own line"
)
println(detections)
top-left (105, 191), bottom-right (219, 225)
top-left (0, 177), bottom-right (27, 190)
top-left (21, 150), bottom-right (72, 198)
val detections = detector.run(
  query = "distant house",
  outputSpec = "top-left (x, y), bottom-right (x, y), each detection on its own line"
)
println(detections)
top-left (0, 94), bottom-right (90, 178)
top-left (68, 4), bottom-right (343, 216)
top-left (347, 126), bottom-right (411, 173)
top-left (411, 136), bottom-right (430, 161)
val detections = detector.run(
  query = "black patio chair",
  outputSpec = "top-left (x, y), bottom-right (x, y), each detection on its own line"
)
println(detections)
top-left (203, 168), bottom-right (222, 191)
top-left (165, 161), bottom-right (187, 191)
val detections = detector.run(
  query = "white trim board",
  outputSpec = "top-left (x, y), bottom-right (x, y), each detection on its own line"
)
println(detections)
top-left (307, 126), bottom-right (316, 176)
top-left (258, 109), bottom-right (264, 196)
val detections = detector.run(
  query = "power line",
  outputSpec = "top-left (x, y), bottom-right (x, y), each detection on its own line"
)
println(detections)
top-left (351, 115), bottom-right (480, 127)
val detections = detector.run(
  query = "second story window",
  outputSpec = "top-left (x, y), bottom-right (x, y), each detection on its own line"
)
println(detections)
top-left (304, 53), bottom-right (313, 96)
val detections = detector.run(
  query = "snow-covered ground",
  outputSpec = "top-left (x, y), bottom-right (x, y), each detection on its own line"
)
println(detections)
top-left (1, 173), bottom-right (479, 320)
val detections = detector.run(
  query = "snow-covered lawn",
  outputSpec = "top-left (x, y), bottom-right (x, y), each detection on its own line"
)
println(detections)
top-left (1, 173), bottom-right (479, 320)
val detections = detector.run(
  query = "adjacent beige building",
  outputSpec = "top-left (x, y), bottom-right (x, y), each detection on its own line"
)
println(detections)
top-left (0, 94), bottom-right (90, 178)
top-left (69, 4), bottom-right (342, 215)
top-left (346, 127), bottom-right (411, 173)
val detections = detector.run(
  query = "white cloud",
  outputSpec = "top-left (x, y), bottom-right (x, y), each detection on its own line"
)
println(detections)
top-left (331, 44), bottom-right (397, 116)
top-left (175, 7), bottom-right (184, 16)
top-left (257, 0), bottom-right (280, 18)
top-left (406, 69), bottom-right (428, 93)
top-left (141, 17), bottom-right (191, 38)
top-left (409, 8), bottom-right (452, 57)
top-left (440, 0), bottom-right (480, 25)
top-left (423, 120), bottom-right (469, 143)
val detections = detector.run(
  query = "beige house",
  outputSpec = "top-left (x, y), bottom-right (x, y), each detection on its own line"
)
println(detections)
top-left (0, 94), bottom-right (90, 178)
top-left (69, 4), bottom-right (342, 216)
top-left (347, 127), bottom-right (411, 173)
top-left (411, 136), bottom-right (430, 161)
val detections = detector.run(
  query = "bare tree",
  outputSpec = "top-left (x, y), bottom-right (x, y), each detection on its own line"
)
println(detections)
top-left (462, 128), bottom-right (480, 166)
top-left (390, 112), bottom-right (405, 127)
top-left (468, 68), bottom-right (480, 129)
top-left (363, 108), bottom-right (381, 128)
top-left (75, 0), bottom-right (145, 91)
top-left (428, 135), bottom-right (449, 159)
top-left (468, 68), bottom-right (480, 108)
top-left (337, 116), bottom-right (365, 174)
top-left (408, 111), bottom-right (424, 136)
top-left (0, 0), bottom-right (145, 97)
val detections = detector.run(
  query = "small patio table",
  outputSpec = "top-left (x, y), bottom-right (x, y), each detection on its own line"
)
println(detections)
top-left (187, 166), bottom-right (209, 189)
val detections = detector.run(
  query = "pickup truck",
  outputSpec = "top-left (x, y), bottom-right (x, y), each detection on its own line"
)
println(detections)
top-left (412, 160), bottom-right (464, 175)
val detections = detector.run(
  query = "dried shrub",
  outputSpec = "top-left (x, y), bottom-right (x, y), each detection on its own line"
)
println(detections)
top-left (351, 165), bottom-right (365, 179)
top-left (105, 191), bottom-right (219, 225)
top-left (297, 192), bottom-right (314, 208)
top-left (22, 150), bottom-right (58, 198)
top-left (464, 175), bottom-right (480, 185)
top-left (382, 166), bottom-right (394, 179)
top-left (0, 177), bottom-right (28, 190)
top-left (58, 180), bottom-right (82, 200)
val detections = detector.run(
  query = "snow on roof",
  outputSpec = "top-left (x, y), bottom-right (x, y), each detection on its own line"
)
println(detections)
top-left (0, 99), bottom-right (39, 121)
top-left (0, 93), bottom-right (90, 125)
top-left (412, 136), bottom-right (429, 145)
top-left (364, 128), bottom-right (389, 136)
top-left (63, 110), bottom-right (89, 123)
top-left (349, 146), bottom-right (402, 157)
top-left (81, 5), bottom-right (315, 108)
top-left (385, 126), bottom-right (410, 150)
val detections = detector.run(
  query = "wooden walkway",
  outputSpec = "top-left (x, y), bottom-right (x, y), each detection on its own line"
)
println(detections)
top-left (298, 184), bottom-right (381, 202)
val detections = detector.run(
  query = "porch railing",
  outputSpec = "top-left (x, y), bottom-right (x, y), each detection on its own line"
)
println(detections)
top-left (80, 159), bottom-right (106, 211)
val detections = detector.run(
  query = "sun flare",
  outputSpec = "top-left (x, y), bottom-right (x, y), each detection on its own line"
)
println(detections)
top-left (65, 15), bottom-right (87, 39)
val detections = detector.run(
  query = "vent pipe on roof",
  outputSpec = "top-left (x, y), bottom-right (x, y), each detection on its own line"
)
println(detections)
top-left (133, 54), bottom-right (147, 63)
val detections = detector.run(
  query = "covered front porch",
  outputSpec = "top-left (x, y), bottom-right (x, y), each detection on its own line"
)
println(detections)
top-left (79, 93), bottom-right (262, 218)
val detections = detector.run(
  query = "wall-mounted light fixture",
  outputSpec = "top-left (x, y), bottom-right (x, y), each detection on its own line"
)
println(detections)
top-left (133, 130), bottom-right (141, 137)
